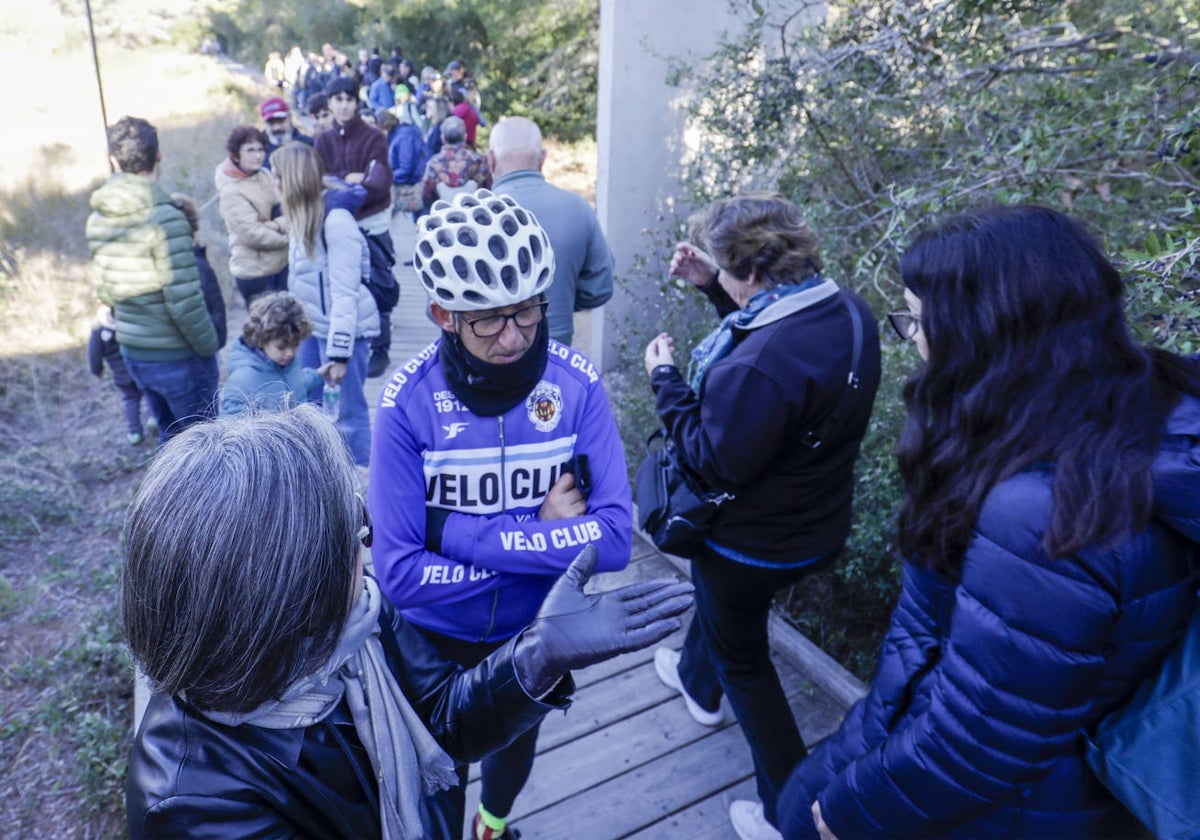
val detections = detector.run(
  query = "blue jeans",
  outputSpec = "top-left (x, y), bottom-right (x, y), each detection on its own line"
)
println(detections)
top-left (123, 354), bottom-right (219, 445)
top-left (298, 336), bottom-right (370, 466)
top-left (679, 543), bottom-right (832, 828)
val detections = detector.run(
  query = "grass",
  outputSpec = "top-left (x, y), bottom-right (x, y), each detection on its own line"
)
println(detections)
top-left (0, 3), bottom-right (275, 833)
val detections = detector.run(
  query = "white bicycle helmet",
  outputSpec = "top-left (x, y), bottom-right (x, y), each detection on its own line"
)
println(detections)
top-left (414, 188), bottom-right (555, 311)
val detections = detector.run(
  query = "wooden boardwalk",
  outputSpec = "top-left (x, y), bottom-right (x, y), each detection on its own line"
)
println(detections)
top-left (368, 213), bottom-right (857, 840)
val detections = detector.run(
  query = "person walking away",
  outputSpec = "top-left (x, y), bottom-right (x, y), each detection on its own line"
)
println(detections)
top-left (169, 193), bottom-right (227, 351)
top-left (386, 102), bottom-right (425, 223)
top-left (273, 143), bottom-right (379, 466)
top-left (316, 76), bottom-right (397, 379)
top-left (215, 125), bottom-right (289, 307)
top-left (370, 189), bottom-right (634, 839)
top-left (488, 117), bottom-right (614, 347)
top-left (220, 291), bottom-right (331, 416)
top-left (420, 116), bottom-right (491, 211)
top-left (86, 116), bottom-right (220, 444)
top-left (87, 305), bottom-right (151, 445)
top-left (643, 193), bottom-right (881, 840)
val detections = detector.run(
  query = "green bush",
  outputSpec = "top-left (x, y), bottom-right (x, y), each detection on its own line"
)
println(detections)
top-left (625, 0), bottom-right (1200, 676)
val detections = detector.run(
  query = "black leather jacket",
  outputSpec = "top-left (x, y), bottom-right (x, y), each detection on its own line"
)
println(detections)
top-left (126, 603), bottom-right (570, 838)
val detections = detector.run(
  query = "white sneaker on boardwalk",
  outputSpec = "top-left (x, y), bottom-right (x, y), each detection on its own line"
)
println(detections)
top-left (729, 800), bottom-right (782, 840)
top-left (653, 647), bottom-right (726, 727)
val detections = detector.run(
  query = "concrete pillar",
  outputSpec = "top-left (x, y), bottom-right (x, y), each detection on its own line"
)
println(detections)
top-left (594, 0), bottom-right (737, 369)
top-left (593, 1), bottom-right (824, 370)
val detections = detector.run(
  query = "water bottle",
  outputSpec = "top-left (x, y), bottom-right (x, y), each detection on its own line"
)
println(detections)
top-left (322, 383), bottom-right (341, 421)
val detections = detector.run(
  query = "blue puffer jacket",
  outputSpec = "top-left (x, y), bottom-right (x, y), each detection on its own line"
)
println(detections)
top-left (219, 338), bottom-right (323, 417)
top-left (781, 393), bottom-right (1200, 839)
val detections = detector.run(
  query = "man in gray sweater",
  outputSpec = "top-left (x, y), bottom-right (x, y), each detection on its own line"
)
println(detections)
top-left (487, 117), bottom-right (614, 347)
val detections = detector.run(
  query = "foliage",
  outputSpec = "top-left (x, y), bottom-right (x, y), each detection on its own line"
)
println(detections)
top-left (649, 0), bottom-right (1200, 676)
top-left (205, 0), bottom-right (600, 141)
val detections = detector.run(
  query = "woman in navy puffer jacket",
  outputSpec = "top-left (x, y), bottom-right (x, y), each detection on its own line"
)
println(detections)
top-left (782, 205), bottom-right (1200, 839)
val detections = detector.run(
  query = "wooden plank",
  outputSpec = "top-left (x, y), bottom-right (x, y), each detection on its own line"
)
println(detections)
top-left (510, 723), bottom-right (755, 838)
top-left (625, 776), bottom-right (757, 840)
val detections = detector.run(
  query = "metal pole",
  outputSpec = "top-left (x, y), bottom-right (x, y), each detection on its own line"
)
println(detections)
top-left (84, 0), bottom-right (113, 173)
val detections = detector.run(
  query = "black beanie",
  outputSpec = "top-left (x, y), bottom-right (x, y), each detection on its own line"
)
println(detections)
top-left (325, 76), bottom-right (359, 99)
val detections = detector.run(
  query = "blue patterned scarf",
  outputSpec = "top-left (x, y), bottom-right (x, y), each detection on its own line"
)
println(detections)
top-left (686, 276), bottom-right (838, 393)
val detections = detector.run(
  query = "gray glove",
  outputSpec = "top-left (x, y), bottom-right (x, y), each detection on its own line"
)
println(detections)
top-left (515, 544), bottom-right (695, 697)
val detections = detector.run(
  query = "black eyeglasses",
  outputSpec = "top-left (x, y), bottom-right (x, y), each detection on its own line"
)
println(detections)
top-left (460, 301), bottom-right (548, 338)
top-left (887, 310), bottom-right (920, 341)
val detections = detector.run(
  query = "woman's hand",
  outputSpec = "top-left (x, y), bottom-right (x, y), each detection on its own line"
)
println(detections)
top-left (813, 801), bottom-right (838, 840)
top-left (669, 243), bottom-right (719, 288)
top-left (325, 361), bottom-right (348, 386)
top-left (644, 333), bottom-right (675, 376)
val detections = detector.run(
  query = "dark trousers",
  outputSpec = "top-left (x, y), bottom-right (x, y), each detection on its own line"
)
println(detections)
top-left (679, 543), bottom-right (831, 828)
top-left (234, 268), bottom-right (288, 308)
top-left (123, 354), bottom-right (219, 445)
top-left (413, 626), bottom-right (541, 836)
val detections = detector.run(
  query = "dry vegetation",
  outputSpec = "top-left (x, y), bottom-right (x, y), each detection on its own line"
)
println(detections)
top-left (0, 4), bottom-right (265, 834)
top-left (0, 5), bottom-right (600, 835)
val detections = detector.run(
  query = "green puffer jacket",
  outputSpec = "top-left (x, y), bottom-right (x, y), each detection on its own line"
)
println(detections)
top-left (86, 173), bottom-right (218, 361)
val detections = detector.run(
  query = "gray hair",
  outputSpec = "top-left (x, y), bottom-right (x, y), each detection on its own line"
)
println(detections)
top-left (121, 407), bottom-right (361, 713)
top-left (440, 115), bottom-right (466, 145)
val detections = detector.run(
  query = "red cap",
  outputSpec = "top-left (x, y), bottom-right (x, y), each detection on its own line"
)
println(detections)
top-left (260, 97), bottom-right (290, 120)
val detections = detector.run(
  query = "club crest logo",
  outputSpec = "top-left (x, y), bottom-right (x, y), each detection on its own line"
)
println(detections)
top-left (526, 381), bottom-right (563, 433)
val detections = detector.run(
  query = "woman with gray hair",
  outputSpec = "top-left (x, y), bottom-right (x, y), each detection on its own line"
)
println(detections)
top-left (124, 407), bottom-right (692, 839)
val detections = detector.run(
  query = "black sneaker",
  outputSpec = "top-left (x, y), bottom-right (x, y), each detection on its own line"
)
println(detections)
top-left (367, 353), bottom-right (391, 378)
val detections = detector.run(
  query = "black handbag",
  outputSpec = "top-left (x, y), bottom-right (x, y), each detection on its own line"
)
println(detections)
top-left (634, 428), bottom-right (733, 555)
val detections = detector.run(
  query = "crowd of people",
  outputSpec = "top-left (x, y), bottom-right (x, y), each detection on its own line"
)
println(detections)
top-left (84, 38), bottom-right (1200, 840)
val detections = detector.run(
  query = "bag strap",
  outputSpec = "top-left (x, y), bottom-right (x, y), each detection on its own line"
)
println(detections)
top-left (801, 292), bottom-right (865, 450)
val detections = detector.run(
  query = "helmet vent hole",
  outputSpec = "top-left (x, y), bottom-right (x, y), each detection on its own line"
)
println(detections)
top-left (514, 208), bottom-right (528, 225)
top-left (518, 247), bottom-right (531, 275)
top-left (452, 255), bottom-right (470, 280)
top-left (490, 201), bottom-right (506, 213)
top-left (457, 228), bottom-right (478, 247)
top-left (430, 260), bottom-right (446, 278)
top-left (500, 265), bottom-right (518, 292)
top-left (473, 208), bottom-right (492, 225)
top-left (488, 235), bottom-right (507, 260)
top-left (501, 216), bottom-right (518, 236)
top-left (418, 241), bottom-right (434, 258)
top-left (435, 287), bottom-right (454, 301)
top-left (446, 211), bottom-right (467, 224)
top-left (475, 260), bottom-right (497, 288)
top-left (436, 228), bottom-right (455, 248)
top-left (421, 275), bottom-right (435, 291)
top-left (529, 235), bottom-right (542, 261)
top-left (537, 268), bottom-right (551, 287)
top-left (461, 195), bottom-right (479, 207)
top-left (426, 217), bottom-right (442, 230)
top-left (464, 290), bottom-right (488, 305)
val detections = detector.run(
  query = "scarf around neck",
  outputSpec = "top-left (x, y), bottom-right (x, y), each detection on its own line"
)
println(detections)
top-left (198, 577), bottom-right (457, 840)
top-left (686, 276), bottom-right (838, 393)
top-left (439, 319), bottom-right (550, 417)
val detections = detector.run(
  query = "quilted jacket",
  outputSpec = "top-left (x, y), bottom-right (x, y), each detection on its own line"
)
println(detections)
top-left (86, 173), bottom-right (218, 361)
top-left (780, 393), bottom-right (1200, 838)
top-left (214, 159), bottom-right (289, 280)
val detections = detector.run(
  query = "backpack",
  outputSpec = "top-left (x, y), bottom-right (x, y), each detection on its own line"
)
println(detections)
top-left (1085, 594), bottom-right (1200, 840)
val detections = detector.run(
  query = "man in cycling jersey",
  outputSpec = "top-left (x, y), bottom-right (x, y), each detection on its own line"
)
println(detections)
top-left (369, 189), bottom-right (633, 840)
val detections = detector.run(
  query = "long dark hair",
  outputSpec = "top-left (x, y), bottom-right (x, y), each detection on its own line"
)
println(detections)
top-left (897, 204), bottom-right (1198, 573)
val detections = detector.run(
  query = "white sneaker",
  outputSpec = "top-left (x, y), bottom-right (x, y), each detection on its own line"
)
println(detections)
top-left (729, 800), bottom-right (782, 840)
top-left (653, 647), bottom-right (725, 727)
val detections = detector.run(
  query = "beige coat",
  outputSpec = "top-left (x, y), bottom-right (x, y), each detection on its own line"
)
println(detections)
top-left (214, 160), bottom-right (289, 280)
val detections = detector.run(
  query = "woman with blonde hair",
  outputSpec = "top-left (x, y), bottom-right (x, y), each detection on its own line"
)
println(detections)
top-left (272, 142), bottom-right (379, 465)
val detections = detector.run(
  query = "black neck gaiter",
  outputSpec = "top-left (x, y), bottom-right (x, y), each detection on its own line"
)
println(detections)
top-left (438, 320), bottom-right (550, 417)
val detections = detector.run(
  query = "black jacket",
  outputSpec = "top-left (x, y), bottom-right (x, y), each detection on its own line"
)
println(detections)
top-left (126, 604), bottom-right (570, 839)
top-left (651, 281), bottom-right (881, 563)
